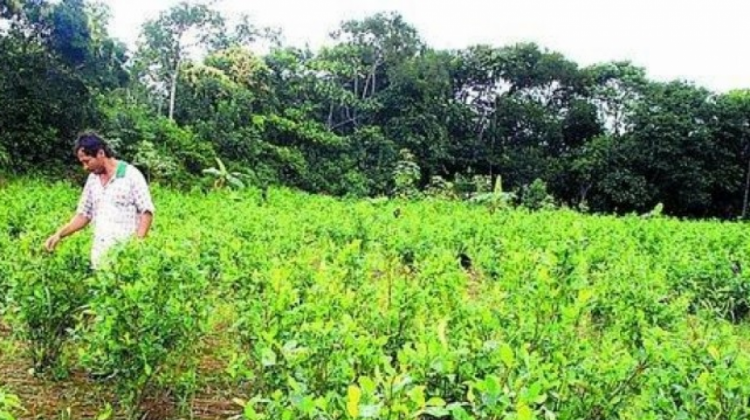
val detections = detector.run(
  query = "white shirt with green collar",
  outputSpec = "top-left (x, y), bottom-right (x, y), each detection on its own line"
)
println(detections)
top-left (76, 161), bottom-right (155, 268)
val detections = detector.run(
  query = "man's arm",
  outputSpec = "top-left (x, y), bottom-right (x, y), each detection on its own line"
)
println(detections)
top-left (46, 177), bottom-right (93, 252)
top-left (45, 213), bottom-right (90, 251)
top-left (131, 167), bottom-right (155, 240)
top-left (136, 211), bottom-right (153, 239)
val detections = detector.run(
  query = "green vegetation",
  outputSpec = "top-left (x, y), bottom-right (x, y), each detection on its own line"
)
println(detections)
top-left (2, 0), bottom-right (750, 417)
top-left (0, 388), bottom-right (23, 420)
top-left (1, 180), bottom-right (749, 418)
top-left (1, 0), bottom-right (749, 218)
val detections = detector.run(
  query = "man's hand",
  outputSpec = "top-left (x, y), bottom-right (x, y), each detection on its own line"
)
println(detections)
top-left (44, 214), bottom-right (90, 252)
top-left (45, 233), bottom-right (62, 252)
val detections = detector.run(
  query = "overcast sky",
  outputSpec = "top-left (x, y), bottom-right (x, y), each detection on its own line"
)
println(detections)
top-left (101, 0), bottom-right (749, 93)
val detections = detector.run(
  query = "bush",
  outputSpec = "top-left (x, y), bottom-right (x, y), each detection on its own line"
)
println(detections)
top-left (79, 239), bottom-right (209, 418)
top-left (98, 97), bottom-right (215, 186)
top-left (392, 149), bottom-right (421, 198)
top-left (425, 175), bottom-right (456, 199)
top-left (521, 178), bottom-right (555, 210)
top-left (6, 239), bottom-right (90, 375)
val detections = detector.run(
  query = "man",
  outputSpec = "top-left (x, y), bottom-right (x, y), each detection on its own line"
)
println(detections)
top-left (45, 132), bottom-right (155, 268)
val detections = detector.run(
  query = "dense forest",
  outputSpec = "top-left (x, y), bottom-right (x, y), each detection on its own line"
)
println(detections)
top-left (1, 0), bottom-right (749, 218)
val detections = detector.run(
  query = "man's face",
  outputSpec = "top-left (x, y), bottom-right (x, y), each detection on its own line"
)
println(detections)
top-left (77, 149), bottom-right (106, 174)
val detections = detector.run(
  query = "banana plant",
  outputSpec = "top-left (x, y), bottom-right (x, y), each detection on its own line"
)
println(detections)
top-left (469, 175), bottom-right (516, 212)
top-left (202, 157), bottom-right (246, 189)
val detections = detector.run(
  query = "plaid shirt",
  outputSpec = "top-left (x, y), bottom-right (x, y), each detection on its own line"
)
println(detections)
top-left (76, 161), bottom-right (154, 267)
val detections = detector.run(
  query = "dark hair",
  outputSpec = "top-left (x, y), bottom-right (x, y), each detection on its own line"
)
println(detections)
top-left (74, 132), bottom-right (114, 158)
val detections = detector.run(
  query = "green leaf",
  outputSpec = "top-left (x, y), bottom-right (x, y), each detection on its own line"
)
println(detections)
top-left (424, 406), bottom-right (451, 417)
top-left (96, 403), bottom-right (113, 420)
top-left (260, 347), bottom-right (276, 367)
top-left (215, 157), bottom-right (227, 173)
top-left (526, 381), bottom-right (546, 404)
top-left (500, 343), bottom-right (515, 368)
top-left (298, 396), bottom-right (316, 415)
top-left (517, 402), bottom-right (533, 420)
top-left (359, 376), bottom-right (376, 395)
top-left (244, 402), bottom-right (260, 420)
top-left (347, 385), bottom-right (361, 418)
top-left (228, 176), bottom-right (246, 189)
top-left (408, 386), bottom-right (426, 408)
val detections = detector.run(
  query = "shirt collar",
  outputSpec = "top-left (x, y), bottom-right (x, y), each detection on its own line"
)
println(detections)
top-left (115, 160), bottom-right (127, 179)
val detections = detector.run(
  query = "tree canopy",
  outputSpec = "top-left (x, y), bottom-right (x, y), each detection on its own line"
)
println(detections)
top-left (1, 0), bottom-right (749, 218)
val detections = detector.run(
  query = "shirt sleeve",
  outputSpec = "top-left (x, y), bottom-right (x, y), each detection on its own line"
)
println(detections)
top-left (130, 167), bottom-right (155, 214)
top-left (76, 177), bottom-right (94, 220)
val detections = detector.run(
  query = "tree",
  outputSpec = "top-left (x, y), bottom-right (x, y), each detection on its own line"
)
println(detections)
top-left (312, 12), bottom-right (424, 133)
top-left (136, 1), bottom-right (224, 120)
top-left (583, 61), bottom-right (649, 137)
top-left (629, 81), bottom-right (717, 216)
top-left (380, 50), bottom-right (455, 180)
top-left (0, 0), bottom-right (127, 171)
top-left (711, 89), bottom-right (750, 218)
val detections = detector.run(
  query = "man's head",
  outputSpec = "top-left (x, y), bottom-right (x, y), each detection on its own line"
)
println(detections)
top-left (74, 132), bottom-right (114, 174)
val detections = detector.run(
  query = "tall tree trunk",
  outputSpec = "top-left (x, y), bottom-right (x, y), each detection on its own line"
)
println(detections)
top-left (327, 103), bottom-right (334, 130)
top-left (580, 183), bottom-right (591, 207)
top-left (168, 69), bottom-right (178, 120)
top-left (361, 75), bottom-right (369, 100)
top-left (168, 57), bottom-right (181, 121)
